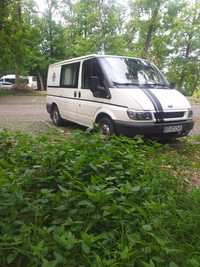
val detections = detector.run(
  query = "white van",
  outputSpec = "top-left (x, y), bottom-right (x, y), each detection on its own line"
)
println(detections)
top-left (46, 54), bottom-right (194, 138)
top-left (0, 75), bottom-right (37, 90)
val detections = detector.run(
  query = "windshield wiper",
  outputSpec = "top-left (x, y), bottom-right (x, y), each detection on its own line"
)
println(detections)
top-left (113, 81), bottom-right (139, 86)
top-left (113, 81), bottom-right (169, 88)
top-left (141, 83), bottom-right (169, 88)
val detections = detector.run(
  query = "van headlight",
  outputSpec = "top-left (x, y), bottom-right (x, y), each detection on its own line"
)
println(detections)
top-left (188, 109), bottom-right (193, 118)
top-left (127, 109), bottom-right (153, 121)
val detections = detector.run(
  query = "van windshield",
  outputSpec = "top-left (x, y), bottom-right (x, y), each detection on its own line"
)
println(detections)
top-left (99, 57), bottom-right (169, 88)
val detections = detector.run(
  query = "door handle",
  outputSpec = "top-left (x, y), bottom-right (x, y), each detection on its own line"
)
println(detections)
top-left (74, 91), bottom-right (77, 97)
top-left (78, 91), bottom-right (81, 98)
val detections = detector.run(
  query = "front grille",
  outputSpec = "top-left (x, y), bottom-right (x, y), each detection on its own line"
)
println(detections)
top-left (155, 112), bottom-right (185, 120)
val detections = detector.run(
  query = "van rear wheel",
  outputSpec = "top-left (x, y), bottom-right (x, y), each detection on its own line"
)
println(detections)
top-left (51, 105), bottom-right (63, 126)
top-left (98, 117), bottom-right (115, 136)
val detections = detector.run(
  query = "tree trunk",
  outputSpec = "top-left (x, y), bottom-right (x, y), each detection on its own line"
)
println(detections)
top-left (178, 36), bottom-right (192, 91)
top-left (47, 0), bottom-right (53, 57)
top-left (49, 18), bottom-right (53, 57)
top-left (142, 5), bottom-right (160, 58)
top-left (38, 71), bottom-right (45, 91)
top-left (15, 0), bottom-right (22, 88)
top-left (191, 76), bottom-right (199, 95)
top-left (15, 64), bottom-right (21, 88)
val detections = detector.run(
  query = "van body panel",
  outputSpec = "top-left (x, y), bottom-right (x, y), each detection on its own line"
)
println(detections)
top-left (47, 89), bottom-right (77, 121)
top-left (76, 88), bottom-right (154, 127)
top-left (72, 89), bottom-right (128, 128)
top-left (94, 106), bottom-right (127, 126)
top-left (110, 88), bottom-right (154, 110)
top-left (47, 66), bottom-right (61, 87)
top-left (47, 61), bottom-right (81, 121)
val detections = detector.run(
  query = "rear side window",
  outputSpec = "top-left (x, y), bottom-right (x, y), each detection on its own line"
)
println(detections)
top-left (60, 62), bottom-right (80, 88)
top-left (5, 79), bottom-right (15, 84)
top-left (82, 58), bottom-right (104, 89)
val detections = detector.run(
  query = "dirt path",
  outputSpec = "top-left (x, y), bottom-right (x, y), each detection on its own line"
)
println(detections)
top-left (191, 102), bottom-right (200, 136)
top-left (0, 95), bottom-right (199, 135)
top-left (0, 96), bottom-right (50, 134)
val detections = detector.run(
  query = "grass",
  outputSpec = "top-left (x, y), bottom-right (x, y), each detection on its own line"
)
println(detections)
top-left (0, 130), bottom-right (200, 267)
top-left (0, 89), bottom-right (46, 97)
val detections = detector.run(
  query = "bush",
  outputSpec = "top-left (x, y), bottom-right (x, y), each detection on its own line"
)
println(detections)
top-left (192, 86), bottom-right (200, 99)
top-left (0, 130), bottom-right (200, 267)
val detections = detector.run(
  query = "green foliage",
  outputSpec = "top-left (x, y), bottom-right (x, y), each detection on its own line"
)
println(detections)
top-left (0, 89), bottom-right (45, 97)
top-left (1, 0), bottom-right (200, 93)
top-left (193, 86), bottom-right (200, 99)
top-left (0, 130), bottom-right (200, 266)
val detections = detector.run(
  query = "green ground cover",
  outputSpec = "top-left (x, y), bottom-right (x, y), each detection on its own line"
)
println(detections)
top-left (0, 130), bottom-right (200, 267)
top-left (0, 89), bottom-right (46, 97)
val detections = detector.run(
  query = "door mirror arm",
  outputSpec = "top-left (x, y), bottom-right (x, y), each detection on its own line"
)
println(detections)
top-left (169, 81), bottom-right (176, 89)
top-left (97, 85), bottom-right (111, 99)
top-left (89, 76), bottom-right (111, 99)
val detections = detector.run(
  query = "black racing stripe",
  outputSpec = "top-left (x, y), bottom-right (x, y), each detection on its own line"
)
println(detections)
top-left (141, 89), bottom-right (159, 112)
top-left (47, 94), bottom-right (128, 109)
top-left (146, 89), bottom-right (163, 112)
top-left (141, 89), bottom-right (164, 122)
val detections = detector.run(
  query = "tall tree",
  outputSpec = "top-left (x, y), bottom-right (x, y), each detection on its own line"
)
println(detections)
top-left (14, 0), bottom-right (23, 86)
top-left (61, 0), bottom-right (127, 57)
top-left (127, 0), bottom-right (165, 58)
top-left (0, 0), bottom-right (199, 95)
top-left (0, 0), bottom-right (32, 87)
top-left (167, 1), bottom-right (200, 94)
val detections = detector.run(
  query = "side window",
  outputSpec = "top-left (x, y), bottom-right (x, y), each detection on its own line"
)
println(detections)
top-left (82, 58), bottom-right (104, 89)
top-left (60, 62), bottom-right (80, 88)
top-left (5, 79), bottom-right (15, 84)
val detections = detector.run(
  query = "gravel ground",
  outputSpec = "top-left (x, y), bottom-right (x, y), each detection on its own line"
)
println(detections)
top-left (191, 101), bottom-right (200, 136)
top-left (0, 96), bottom-right (50, 134)
top-left (0, 95), bottom-right (199, 135)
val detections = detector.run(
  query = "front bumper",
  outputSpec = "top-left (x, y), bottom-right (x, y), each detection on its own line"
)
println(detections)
top-left (114, 119), bottom-right (194, 138)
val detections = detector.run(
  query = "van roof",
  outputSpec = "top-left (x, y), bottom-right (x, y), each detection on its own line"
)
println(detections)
top-left (1, 75), bottom-right (35, 79)
top-left (1, 74), bottom-right (16, 79)
top-left (50, 54), bottom-right (143, 66)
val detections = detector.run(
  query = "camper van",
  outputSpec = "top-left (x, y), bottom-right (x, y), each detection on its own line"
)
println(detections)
top-left (46, 54), bottom-right (194, 138)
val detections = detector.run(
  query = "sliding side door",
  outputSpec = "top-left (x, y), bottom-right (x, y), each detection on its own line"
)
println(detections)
top-left (59, 62), bottom-right (80, 122)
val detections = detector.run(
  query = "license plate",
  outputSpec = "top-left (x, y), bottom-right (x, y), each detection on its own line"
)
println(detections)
top-left (164, 125), bottom-right (182, 133)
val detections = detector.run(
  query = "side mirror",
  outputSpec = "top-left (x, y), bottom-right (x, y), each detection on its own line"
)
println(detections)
top-left (89, 76), bottom-right (99, 92)
top-left (169, 81), bottom-right (176, 89)
top-left (88, 76), bottom-right (110, 99)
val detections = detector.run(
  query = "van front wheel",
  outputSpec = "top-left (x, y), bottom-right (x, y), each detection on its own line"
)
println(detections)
top-left (98, 117), bottom-right (115, 136)
top-left (51, 105), bottom-right (63, 126)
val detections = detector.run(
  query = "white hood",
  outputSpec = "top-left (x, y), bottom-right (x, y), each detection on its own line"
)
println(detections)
top-left (111, 88), bottom-right (155, 110)
top-left (149, 89), bottom-right (191, 110)
top-left (110, 88), bottom-right (191, 111)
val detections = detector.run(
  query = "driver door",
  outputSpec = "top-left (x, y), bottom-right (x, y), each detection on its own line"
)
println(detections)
top-left (77, 58), bottom-right (108, 127)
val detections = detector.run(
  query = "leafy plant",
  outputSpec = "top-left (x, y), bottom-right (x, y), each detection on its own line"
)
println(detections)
top-left (0, 130), bottom-right (200, 266)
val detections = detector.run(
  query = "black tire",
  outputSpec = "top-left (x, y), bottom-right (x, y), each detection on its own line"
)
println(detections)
top-left (98, 117), bottom-right (115, 136)
top-left (51, 105), bottom-right (63, 126)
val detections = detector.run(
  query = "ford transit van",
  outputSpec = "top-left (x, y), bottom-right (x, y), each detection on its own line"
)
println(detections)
top-left (46, 55), bottom-right (194, 138)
